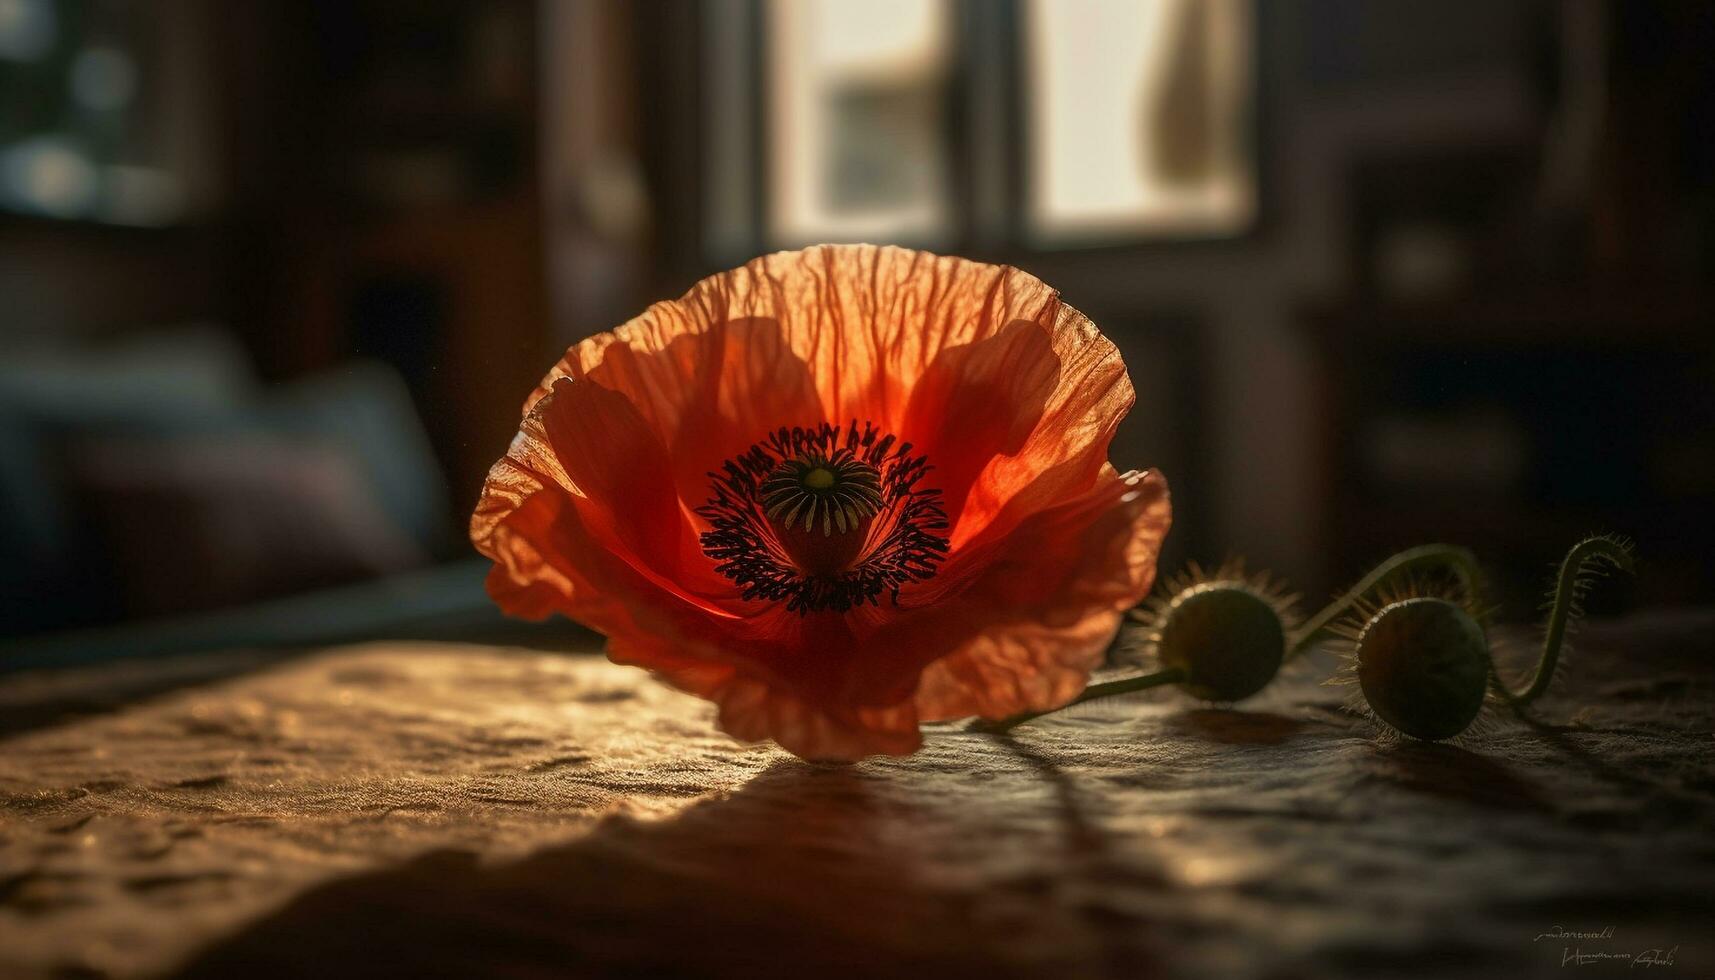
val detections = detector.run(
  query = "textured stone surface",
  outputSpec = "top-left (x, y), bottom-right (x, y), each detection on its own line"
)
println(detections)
top-left (1, 613), bottom-right (1712, 978)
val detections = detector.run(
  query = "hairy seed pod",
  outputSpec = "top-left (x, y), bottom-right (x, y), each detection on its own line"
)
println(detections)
top-left (1154, 584), bottom-right (1286, 702)
top-left (1355, 597), bottom-right (1488, 740)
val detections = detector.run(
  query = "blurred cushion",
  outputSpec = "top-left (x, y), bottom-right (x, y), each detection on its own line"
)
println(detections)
top-left (0, 326), bottom-right (253, 568)
top-left (0, 328), bottom-right (452, 636)
top-left (252, 362), bottom-right (453, 557)
top-left (66, 433), bottom-right (429, 619)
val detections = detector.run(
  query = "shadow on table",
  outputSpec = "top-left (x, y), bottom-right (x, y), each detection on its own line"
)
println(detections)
top-left (0, 648), bottom-right (301, 739)
top-left (1166, 708), bottom-right (1306, 746)
top-left (1370, 740), bottom-right (1552, 812)
top-left (170, 756), bottom-right (1162, 980)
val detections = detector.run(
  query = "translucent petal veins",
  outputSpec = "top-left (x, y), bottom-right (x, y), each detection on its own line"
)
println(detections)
top-left (697, 421), bottom-right (950, 613)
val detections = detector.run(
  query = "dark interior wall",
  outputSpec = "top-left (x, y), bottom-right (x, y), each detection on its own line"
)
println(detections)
top-left (0, 220), bottom-right (225, 344)
top-left (2, 0), bottom-right (1711, 626)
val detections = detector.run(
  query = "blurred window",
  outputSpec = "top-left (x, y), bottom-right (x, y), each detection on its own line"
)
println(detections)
top-left (765, 0), bottom-right (953, 246)
top-left (1023, 0), bottom-right (1255, 243)
top-left (711, 0), bottom-right (1256, 255)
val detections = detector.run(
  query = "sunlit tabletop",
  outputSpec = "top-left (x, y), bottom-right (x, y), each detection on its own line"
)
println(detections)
top-left (2, 614), bottom-right (1712, 978)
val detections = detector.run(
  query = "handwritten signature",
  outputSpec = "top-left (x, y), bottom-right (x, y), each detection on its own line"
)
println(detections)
top-left (1533, 927), bottom-right (1679, 969)
top-left (1536, 926), bottom-right (1617, 942)
top-left (1536, 926), bottom-right (1680, 967)
top-left (1560, 946), bottom-right (1676, 969)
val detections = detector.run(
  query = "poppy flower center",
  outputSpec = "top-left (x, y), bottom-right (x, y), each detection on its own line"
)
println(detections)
top-left (759, 451), bottom-right (883, 576)
top-left (697, 421), bottom-right (949, 613)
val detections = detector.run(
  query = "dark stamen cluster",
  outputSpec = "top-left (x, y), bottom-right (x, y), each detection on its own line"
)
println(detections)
top-left (697, 421), bottom-right (950, 613)
top-left (759, 450), bottom-right (883, 535)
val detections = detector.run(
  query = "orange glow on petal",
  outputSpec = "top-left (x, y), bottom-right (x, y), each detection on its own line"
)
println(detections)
top-left (472, 244), bottom-right (1172, 760)
top-left (914, 467), bottom-right (1172, 721)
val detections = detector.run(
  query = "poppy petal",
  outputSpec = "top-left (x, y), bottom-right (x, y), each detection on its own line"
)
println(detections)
top-left (474, 245), bottom-right (1174, 760)
top-left (899, 318), bottom-right (1062, 527)
top-left (913, 467), bottom-right (1172, 721)
top-left (534, 315), bottom-right (824, 506)
top-left (608, 635), bottom-right (926, 760)
top-left (473, 378), bottom-right (729, 605)
top-left (624, 466), bottom-right (1170, 756)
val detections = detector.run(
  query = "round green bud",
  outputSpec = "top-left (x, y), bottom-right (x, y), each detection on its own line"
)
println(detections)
top-left (1356, 597), bottom-right (1488, 741)
top-left (1155, 584), bottom-right (1286, 702)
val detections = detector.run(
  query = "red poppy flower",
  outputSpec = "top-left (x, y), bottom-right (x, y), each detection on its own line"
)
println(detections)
top-left (472, 244), bottom-right (1170, 760)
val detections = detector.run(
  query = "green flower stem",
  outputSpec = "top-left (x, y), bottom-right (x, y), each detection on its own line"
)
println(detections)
top-left (1494, 535), bottom-right (1634, 706)
top-left (975, 667), bottom-right (1187, 733)
top-left (1286, 544), bottom-right (1484, 662)
top-left (967, 536), bottom-right (1629, 737)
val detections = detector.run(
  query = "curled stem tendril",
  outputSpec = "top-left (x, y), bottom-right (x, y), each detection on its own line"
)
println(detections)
top-left (1287, 544), bottom-right (1484, 662)
top-left (963, 535), bottom-right (1630, 738)
top-left (1493, 534), bottom-right (1634, 706)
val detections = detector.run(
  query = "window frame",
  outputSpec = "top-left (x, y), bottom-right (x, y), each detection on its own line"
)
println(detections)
top-left (685, 0), bottom-right (1272, 270)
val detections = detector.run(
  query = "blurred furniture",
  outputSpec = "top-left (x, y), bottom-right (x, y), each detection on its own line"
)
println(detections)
top-left (216, 1), bottom-right (550, 515)
top-left (1305, 294), bottom-right (1714, 610)
top-left (0, 330), bottom-right (455, 637)
top-left (0, 559), bottom-right (598, 676)
top-left (2, 0), bottom-right (553, 524)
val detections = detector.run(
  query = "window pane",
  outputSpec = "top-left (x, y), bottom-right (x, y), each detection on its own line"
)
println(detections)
top-left (1024, 0), bottom-right (1256, 243)
top-left (766, 0), bottom-right (953, 246)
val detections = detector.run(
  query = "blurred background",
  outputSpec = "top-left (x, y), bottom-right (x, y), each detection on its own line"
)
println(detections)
top-left (1, 0), bottom-right (1710, 666)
